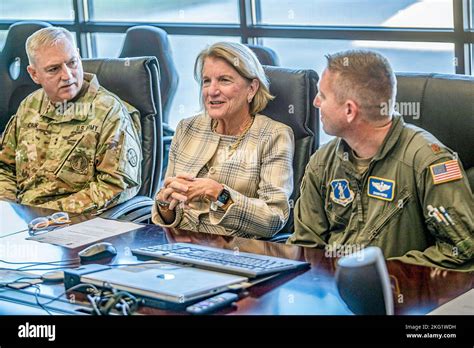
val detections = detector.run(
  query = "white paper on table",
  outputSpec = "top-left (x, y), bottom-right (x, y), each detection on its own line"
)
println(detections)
top-left (427, 289), bottom-right (474, 315)
top-left (26, 217), bottom-right (143, 249)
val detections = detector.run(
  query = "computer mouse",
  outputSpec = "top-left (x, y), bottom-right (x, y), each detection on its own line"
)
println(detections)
top-left (41, 270), bottom-right (64, 283)
top-left (78, 242), bottom-right (117, 261)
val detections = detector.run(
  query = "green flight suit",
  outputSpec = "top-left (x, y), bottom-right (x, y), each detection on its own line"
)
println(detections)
top-left (0, 73), bottom-right (142, 213)
top-left (288, 115), bottom-right (473, 271)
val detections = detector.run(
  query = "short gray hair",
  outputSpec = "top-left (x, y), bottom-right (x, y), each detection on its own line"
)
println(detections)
top-left (194, 41), bottom-right (274, 115)
top-left (26, 26), bottom-right (75, 65)
top-left (325, 50), bottom-right (397, 121)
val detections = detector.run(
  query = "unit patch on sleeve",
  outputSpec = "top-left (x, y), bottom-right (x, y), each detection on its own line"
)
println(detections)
top-left (330, 179), bottom-right (354, 207)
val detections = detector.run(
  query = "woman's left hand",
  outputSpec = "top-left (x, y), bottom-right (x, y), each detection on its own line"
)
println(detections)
top-left (176, 174), bottom-right (224, 203)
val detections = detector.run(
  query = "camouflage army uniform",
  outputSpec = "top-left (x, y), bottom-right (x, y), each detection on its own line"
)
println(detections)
top-left (288, 115), bottom-right (474, 271)
top-left (0, 73), bottom-right (142, 213)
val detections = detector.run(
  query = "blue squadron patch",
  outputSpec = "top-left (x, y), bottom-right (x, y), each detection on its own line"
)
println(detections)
top-left (330, 179), bottom-right (354, 207)
top-left (368, 176), bottom-right (395, 201)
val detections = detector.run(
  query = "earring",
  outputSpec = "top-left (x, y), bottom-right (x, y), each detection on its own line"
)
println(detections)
top-left (248, 96), bottom-right (253, 103)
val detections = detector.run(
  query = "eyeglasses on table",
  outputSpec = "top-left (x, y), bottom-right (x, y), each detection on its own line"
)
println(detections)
top-left (28, 212), bottom-right (71, 235)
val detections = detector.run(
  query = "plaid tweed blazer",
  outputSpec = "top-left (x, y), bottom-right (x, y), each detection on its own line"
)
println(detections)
top-left (152, 113), bottom-right (294, 238)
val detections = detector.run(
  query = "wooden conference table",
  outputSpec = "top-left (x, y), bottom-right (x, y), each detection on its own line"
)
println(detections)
top-left (0, 200), bottom-right (472, 315)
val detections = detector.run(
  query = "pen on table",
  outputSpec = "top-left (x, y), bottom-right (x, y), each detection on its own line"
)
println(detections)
top-left (439, 206), bottom-right (455, 226)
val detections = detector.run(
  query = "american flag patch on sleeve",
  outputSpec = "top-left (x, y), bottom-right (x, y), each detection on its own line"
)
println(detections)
top-left (430, 160), bottom-right (463, 185)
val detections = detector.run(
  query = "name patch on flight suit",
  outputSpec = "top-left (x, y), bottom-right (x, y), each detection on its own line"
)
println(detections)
top-left (330, 179), bottom-right (354, 207)
top-left (367, 176), bottom-right (395, 201)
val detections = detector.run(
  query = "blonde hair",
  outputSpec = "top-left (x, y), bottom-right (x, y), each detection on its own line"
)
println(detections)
top-left (26, 26), bottom-right (75, 65)
top-left (325, 50), bottom-right (397, 121)
top-left (194, 42), bottom-right (274, 115)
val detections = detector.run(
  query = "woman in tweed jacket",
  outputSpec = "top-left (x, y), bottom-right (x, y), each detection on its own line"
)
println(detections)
top-left (152, 42), bottom-right (294, 239)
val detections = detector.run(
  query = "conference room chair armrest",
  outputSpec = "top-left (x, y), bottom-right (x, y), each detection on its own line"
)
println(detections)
top-left (100, 195), bottom-right (155, 223)
top-left (163, 135), bottom-right (173, 147)
top-left (266, 231), bottom-right (292, 243)
top-left (163, 123), bottom-right (175, 137)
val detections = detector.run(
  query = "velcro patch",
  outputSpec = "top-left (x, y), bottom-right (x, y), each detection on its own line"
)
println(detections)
top-left (430, 160), bottom-right (462, 185)
top-left (367, 176), bottom-right (395, 201)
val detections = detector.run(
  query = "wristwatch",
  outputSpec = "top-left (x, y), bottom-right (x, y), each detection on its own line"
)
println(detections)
top-left (210, 188), bottom-right (231, 211)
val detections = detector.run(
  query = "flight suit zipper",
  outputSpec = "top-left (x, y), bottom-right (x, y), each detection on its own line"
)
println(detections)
top-left (356, 182), bottom-right (363, 223)
top-left (367, 189), bottom-right (412, 241)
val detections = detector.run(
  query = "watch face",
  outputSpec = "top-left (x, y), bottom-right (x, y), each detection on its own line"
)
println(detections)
top-left (218, 189), bottom-right (230, 204)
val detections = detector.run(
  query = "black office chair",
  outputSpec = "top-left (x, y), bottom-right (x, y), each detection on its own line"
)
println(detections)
top-left (261, 65), bottom-right (319, 242)
top-left (118, 25), bottom-right (179, 126)
top-left (396, 73), bottom-right (474, 190)
top-left (246, 44), bottom-right (280, 66)
top-left (0, 21), bottom-right (51, 133)
top-left (118, 25), bottom-right (179, 182)
top-left (81, 57), bottom-right (163, 222)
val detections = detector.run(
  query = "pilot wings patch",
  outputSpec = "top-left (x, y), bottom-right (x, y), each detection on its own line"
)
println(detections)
top-left (367, 176), bottom-right (395, 201)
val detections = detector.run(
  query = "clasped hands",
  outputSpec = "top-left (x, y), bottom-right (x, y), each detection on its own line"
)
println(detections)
top-left (157, 173), bottom-right (224, 210)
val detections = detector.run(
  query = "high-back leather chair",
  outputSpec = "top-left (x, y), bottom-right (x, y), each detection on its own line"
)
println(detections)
top-left (118, 25), bottom-right (179, 126)
top-left (246, 44), bottom-right (280, 66)
top-left (118, 26), bottom-right (178, 185)
top-left (396, 73), bottom-right (474, 190)
top-left (81, 57), bottom-right (163, 221)
top-left (261, 66), bottom-right (319, 241)
top-left (82, 57), bottom-right (163, 199)
top-left (0, 21), bottom-right (51, 133)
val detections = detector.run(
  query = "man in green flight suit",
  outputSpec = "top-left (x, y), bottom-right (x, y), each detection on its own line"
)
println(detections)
top-left (0, 26), bottom-right (142, 213)
top-left (288, 50), bottom-right (473, 271)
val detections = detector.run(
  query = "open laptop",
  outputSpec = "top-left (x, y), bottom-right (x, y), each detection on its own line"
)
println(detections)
top-left (80, 262), bottom-right (248, 308)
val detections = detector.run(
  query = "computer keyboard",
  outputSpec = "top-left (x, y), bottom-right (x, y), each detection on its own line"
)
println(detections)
top-left (132, 243), bottom-right (309, 278)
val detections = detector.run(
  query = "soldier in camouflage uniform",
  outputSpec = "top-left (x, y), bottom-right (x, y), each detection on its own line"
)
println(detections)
top-left (0, 27), bottom-right (142, 213)
top-left (288, 50), bottom-right (473, 271)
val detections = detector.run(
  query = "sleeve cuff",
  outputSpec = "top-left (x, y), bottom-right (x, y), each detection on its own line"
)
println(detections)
top-left (208, 184), bottom-right (241, 225)
top-left (151, 201), bottom-right (183, 228)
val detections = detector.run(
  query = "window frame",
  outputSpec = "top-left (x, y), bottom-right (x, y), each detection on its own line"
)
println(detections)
top-left (0, 0), bottom-right (472, 73)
